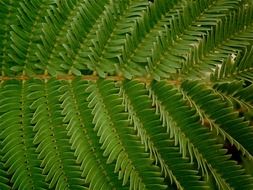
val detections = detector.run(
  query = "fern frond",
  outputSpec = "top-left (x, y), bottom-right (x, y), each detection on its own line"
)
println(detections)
top-left (59, 78), bottom-right (127, 190)
top-left (122, 0), bottom-right (214, 79)
top-left (33, 0), bottom-right (109, 76)
top-left (9, 0), bottom-right (56, 75)
top-left (151, 80), bottom-right (253, 190)
top-left (0, 150), bottom-right (11, 190)
top-left (0, 81), bottom-right (48, 190)
top-left (181, 80), bottom-right (253, 158)
top-left (63, 0), bottom-right (151, 78)
top-left (186, 9), bottom-right (253, 80)
top-left (71, 0), bottom-right (128, 77)
top-left (231, 83), bottom-right (253, 106)
top-left (117, 0), bottom-right (177, 73)
top-left (0, 0), bottom-right (19, 76)
top-left (28, 79), bottom-right (86, 190)
top-left (0, 82), bottom-right (13, 190)
top-left (148, 83), bottom-right (212, 176)
top-left (150, 0), bottom-right (253, 80)
top-left (59, 0), bottom-right (128, 77)
top-left (210, 43), bottom-right (253, 82)
top-left (120, 80), bottom-right (210, 190)
top-left (86, 79), bottom-right (167, 190)
top-left (1, 0), bottom-right (253, 189)
top-left (212, 81), bottom-right (253, 116)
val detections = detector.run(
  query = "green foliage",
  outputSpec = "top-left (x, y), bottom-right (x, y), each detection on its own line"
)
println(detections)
top-left (0, 0), bottom-right (253, 189)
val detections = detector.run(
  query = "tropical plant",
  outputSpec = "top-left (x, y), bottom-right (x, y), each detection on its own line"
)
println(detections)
top-left (1, 0), bottom-right (253, 189)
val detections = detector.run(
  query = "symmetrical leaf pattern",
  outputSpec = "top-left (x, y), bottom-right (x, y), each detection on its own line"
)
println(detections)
top-left (0, 0), bottom-right (253, 190)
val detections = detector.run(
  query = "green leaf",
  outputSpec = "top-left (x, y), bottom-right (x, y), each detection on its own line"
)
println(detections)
top-left (1, 0), bottom-right (253, 189)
